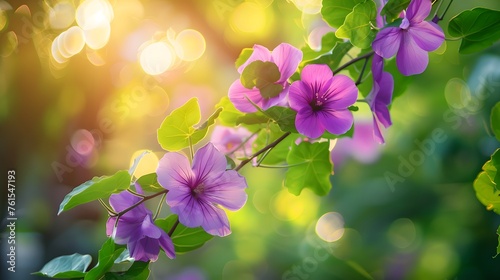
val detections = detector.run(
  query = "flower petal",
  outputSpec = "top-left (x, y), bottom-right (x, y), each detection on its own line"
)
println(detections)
top-left (289, 80), bottom-right (313, 112)
top-left (318, 109), bottom-right (354, 135)
top-left (106, 217), bottom-right (116, 237)
top-left (237, 44), bottom-right (271, 73)
top-left (409, 21), bottom-right (444, 51)
top-left (158, 231), bottom-right (176, 259)
top-left (168, 189), bottom-right (203, 228)
top-left (372, 27), bottom-right (402, 59)
top-left (141, 216), bottom-right (162, 239)
top-left (372, 116), bottom-right (386, 144)
top-left (192, 143), bottom-right (227, 182)
top-left (271, 43), bottom-right (303, 83)
top-left (377, 71), bottom-right (394, 105)
top-left (109, 191), bottom-right (141, 212)
top-left (198, 201), bottom-right (231, 237)
top-left (299, 64), bottom-right (333, 93)
top-left (202, 170), bottom-right (248, 211)
top-left (157, 152), bottom-right (194, 190)
top-left (406, 0), bottom-right (431, 23)
top-left (228, 80), bottom-right (263, 113)
top-left (396, 33), bottom-right (429, 75)
top-left (296, 109), bottom-right (325, 138)
top-left (130, 238), bottom-right (160, 262)
top-left (323, 75), bottom-right (358, 109)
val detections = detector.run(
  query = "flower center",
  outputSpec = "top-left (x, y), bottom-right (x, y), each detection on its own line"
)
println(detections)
top-left (192, 183), bottom-right (205, 197)
top-left (400, 17), bottom-right (410, 30)
top-left (311, 92), bottom-right (328, 112)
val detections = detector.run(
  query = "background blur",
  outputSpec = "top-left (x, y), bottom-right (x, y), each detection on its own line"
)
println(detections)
top-left (1, 0), bottom-right (500, 279)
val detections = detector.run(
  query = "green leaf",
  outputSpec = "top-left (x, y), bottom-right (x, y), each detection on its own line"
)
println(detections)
top-left (235, 48), bottom-right (253, 68)
top-left (58, 170), bottom-right (131, 215)
top-left (241, 60), bottom-right (283, 98)
top-left (302, 41), bottom-right (353, 73)
top-left (380, 0), bottom-right (410, 22)
top-left (496, 225), bottom-right (500, 258)
top-left (157, 98), bottom-right (221, 151)
top-left (135, 173), bottom-right (164, 193)
top-left (335, 0), bottom-right (377, 49)
top-left (473, 171), bottom-right (500, 214)
top-left (264, 106), bottom-right (297, 132)
top-left (104, 261), bottom-right (150, 280)
top-left (236, 112), bottom-right (269, 126)
top-left (156, 215), bottom-right (213, 253)
top-left (216, 96), bottom-right (245, 127)
top-left (448, 8), bottom-right (500, 54)
top-left (322, 0), bottom-right (364, 29)
top-left (284, 141), bottom-right (333, 196)
top-left (491, 102), bottom-right (500, 141)
top-left (301, 32), bottom-right (341, 62)
top-left (253, 123), bottom-right (297, 165)
top-left (85, 239), bottom-right (126, 280)
top-left (483, 149), bottom-right (500, 189)
top-left (33, 253), bottom-right (92, 278)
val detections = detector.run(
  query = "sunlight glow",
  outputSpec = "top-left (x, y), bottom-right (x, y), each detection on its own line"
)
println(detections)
top-left (290, 0), bottom-right (322, 14)
top-left (140, 42), bottom-right (175, 75)
top-left (130, 150), bottom-right (159, 178)
top-left (49, 1), bottom-right (75, 30)
top-left (231, 2), bottom-right (267, 33)
top-left (83, 21), bottom-right (111, 50)
top-left (76, 0), bottom-right (113, 50)
top-left (62, 26), bottom-right (86, 57)
top-left (0, 10), bottom-right (7, 32)
top-left (315, 212), bottom-right (345, 242)
top-left (174, 29), bottom-right (206, 61)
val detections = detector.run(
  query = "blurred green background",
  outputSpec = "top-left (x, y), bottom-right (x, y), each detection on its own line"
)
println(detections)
top-left (1, 0), bottom-right (500, 279)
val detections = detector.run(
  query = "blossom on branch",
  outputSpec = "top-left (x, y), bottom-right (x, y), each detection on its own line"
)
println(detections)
top-left (210, 126), bottom-right (256, 160)
top-left (289, 64), bottom-right (358, 139)
top-left (366, 54), bottom-right (394, 144)
top-left (229, 43), bottom-right (302, 112)
top-left (372, 0), bottom-right (445, 76)
top-left (157, 143), bottom-right (248, 237)
top-left (106, 188), bottom-right (175, 262)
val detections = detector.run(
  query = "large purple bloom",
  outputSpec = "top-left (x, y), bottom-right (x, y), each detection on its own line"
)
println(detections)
top-left (366, 54), bottom-right (394, 144)
top-left (156, 143), bottom-right (248, 237)
top-left (289, 64), bottom-right (358, 139)
top-left (106, 189), bottom-right (175, 262)
top-left (229, 43), bottom-right (302, 112)
top-left (372, 0), bottom-right (444, 76)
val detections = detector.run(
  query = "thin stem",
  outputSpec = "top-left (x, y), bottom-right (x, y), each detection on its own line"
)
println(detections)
top-left (332, 51), bottom-right (375, 75)
top-left (99, 199), bottom-right (117, 215)
top-left (153, 193), bottom-right (166, 220)
top-left (235, 131), bottom-right (291, 171)
top-left (127, 188), bottom-right (145, 198)
top-left (355, 56), bottom-right (370, 86)
top-left (356, 99), bottom-right (368, 103)
top-left (168, 218), bottom-right (180, 237)
top-left (188, 136), bottom-right (194, 162)
top-left (227, 130), bottom-right (260, 157)
top-left (110, 189), bottom-right (168, 218)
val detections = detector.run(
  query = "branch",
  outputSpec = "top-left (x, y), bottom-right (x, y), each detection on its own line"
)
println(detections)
top-left (235, 131), bottom-right (291, 171)
top-left (332, 51), bottom-right (375, 76)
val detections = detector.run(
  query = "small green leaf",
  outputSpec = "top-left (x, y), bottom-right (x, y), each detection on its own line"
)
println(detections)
top-left (496, 225), bottom-right (500, 258)
top-left (322, 0), bottom-right (365, 28)
top-left (156, 215), bottom-right (213, 253)
top-left (380, 0), bottom-right (410, 22)
top-left (348, 105), bottom-right (359, 111)
top-left (216, 96), bottom-right (245, 127)
top-left (302, 41), bottom-right (353, 73)
top-left (448, 8), bottom-right (500, 54)
top-left (264, 106), bottom-right (298, 133)
top-left (241, 60), bottom-right (283, 98)
top-left (33, 253), bottom-right (92, 278)
top-left (253, 123), bottom-right (297, 165)
top-left (236, 112), bottom-right (269, 125)
top-left (136, 173), bottom-right (164, 193)
top-left (235, 48), bottom-right (253, 68)
top-left (336, 0), bottom-right (377, 49)
top-left (491, 102), bottom-right (500, 141)
top-left (301, 32), bottom-right (341, 62)
top-left (85, 239), bottom-right (126, 280)
top-left (473, 172), bottom-right (500, 214)
top-left (157, 98), bottom-right (221, 151)
top-left (58, 170), bottom-right (131, 215)
top-left (104, 261), bottom-right (150, 280)
top-left (483, 149), bottom-right (500, 189)
top-left (284, 141), bottom-right (333, 196)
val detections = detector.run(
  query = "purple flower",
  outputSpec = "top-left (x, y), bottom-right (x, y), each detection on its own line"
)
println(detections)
top-left (229, 43), bottom-right (302, 113)
top-left (106, 188), bottom-right (175, 262)
top-left (156, 143), bottom-right (248, 237)
top-left (366, 54), bottom-right (394, 143)
top-left (372, 0), bottom-right (445, 76)
top-left (289, 64), bottom-right (358, 139)
top-left (210, 126), bottom-right (255, 159)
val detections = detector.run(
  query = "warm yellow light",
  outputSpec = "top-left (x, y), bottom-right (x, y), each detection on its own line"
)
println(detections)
top-left (62, 26), bottom-right (85, 56)
top-left (0, 10), bottom-right (8, 32)
top-left (51, 35), bottom-right (68, 64)
top-left (49, 1), bottom-right (75, 29)
top-left (1, 31), bottom-right (18, 58)
top-left (315, 212), bottom-right (345, 242)
top-left (230, 2), bottom-right (267, 34)
top-left (130, 150), bottom-right (159, 178)
top-left (174, 29), bottom-right (206, 61)
top-left (84, 21), bottom-right (111, 50)
top-left (140, 42), bottom-right (175, 75)
top-left (290, 0), bottom-right (322, 14)
top-left (76, 0), bottom-right (113, 30)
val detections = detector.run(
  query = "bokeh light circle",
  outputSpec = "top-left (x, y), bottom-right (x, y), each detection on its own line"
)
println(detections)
top-left (76, 0), bottom-right (114, 30)
top-left (315, 212), bottom-right (345, 242)
top-left (174, 29), bottom-right (206, 61)
top-left (71, 129), bottom-right (95, 156)
top-left (140, 42), bottom-right (175, 75)
top-left (231, 2), bottom-right (267, 33)
top-left (49, 2), bottom-right (75, 29)
top-left (63, 26), bottom-right (85, 56)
